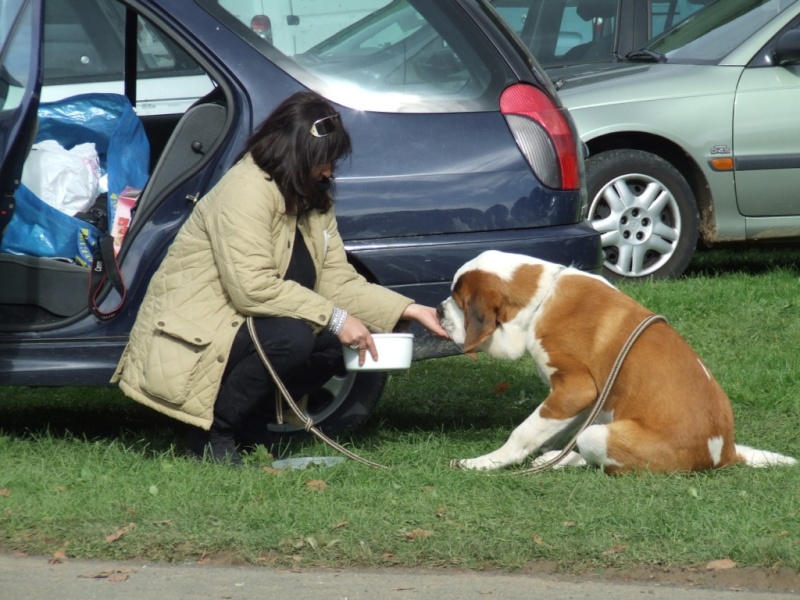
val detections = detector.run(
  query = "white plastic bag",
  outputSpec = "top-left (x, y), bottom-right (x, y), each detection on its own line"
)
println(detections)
top-left (20, 139), bottom-right (100, 216)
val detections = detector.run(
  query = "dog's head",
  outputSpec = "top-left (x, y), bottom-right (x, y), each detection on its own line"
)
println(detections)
top-left (437, 251), bottom-right (555, 358)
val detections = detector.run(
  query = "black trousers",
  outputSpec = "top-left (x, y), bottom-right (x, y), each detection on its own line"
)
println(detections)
top-left (211, 317), bottom-right (345, 437)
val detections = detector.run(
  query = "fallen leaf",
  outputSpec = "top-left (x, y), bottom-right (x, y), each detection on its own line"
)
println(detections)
top-left (105, 523), bottom-right (136, 544)
top-left (0, 489), bottom-right (9, 497)
top-left (261, 466), bottom-right (283, 475)
top-left (435, 508), bottom-right (446, 518)
top-left (49, 546), bottom-right (68, 564)
top-left (563, 521), bottom-right (576, 527)
top-left (531, 534), bottom-right (550, 547)
top-left (305, 479), bottom-right (327, 492)
top-left (494, 382), bottom-right (511, 395)
top-left (602, 544), bottom-right (626, 556)
top-left (256, 552), bottom-right (279, 565)
top-left (404, 528), bottom-right (432, 541)
top-left (80, 568), bottom-right (135, 580)
top-left (422, 485), bottom-right (434, 493)
top-left (331, 521), bottom-right (349, 530)
top-left (707, 557), bottom-right (737, 571)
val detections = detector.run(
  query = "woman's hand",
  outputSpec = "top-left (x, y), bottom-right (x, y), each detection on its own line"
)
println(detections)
top-left (338, 304), bottom-right (449, 367)
top-left (401, 303), bottom-right (450, 338)
top-left (338, 314), bottom-right (377, 366)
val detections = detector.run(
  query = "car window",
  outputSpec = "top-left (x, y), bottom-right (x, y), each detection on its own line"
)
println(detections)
top-left (0, 0), bottom-right (31, 113)
top-left (204, 0), bottom-right (515, 113)
top-left (43, 0), bottom-right (203, 84)
top-left (40, 0), bottom-right (214, 115)
top-left (492, 0), bottom-right (619, 65)
top-left (650, 0), bottom-right (708, 38)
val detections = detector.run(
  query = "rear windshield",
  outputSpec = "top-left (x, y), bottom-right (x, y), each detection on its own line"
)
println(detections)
top-left (201, 0), bottom-right (517, 112)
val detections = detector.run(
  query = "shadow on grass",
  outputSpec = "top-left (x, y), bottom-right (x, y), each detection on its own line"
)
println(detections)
top-left (0, 386), bottom-right (186, 454)
top-left (0, 376), bottom-right (534, 461)
top-left (685, 244), bottom-right (800, 278)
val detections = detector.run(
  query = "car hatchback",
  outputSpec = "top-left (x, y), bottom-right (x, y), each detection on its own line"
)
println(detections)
top-left (0, 0), bottom-right (601, 440)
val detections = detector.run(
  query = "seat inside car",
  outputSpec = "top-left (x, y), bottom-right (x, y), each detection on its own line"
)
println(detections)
top-left (563, 0), bottom-right (618, 61)
top-left (130, 86), bottom-right (228, 225)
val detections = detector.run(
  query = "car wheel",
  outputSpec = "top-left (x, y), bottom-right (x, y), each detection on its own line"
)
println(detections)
top-left (263, 370), bottom-right (387, 445)
top-left (585, 149), bottom-right (699, 280)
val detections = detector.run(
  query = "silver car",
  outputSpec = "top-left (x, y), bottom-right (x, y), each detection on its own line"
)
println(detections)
top-left (556, 0), bottom-right (800, 280)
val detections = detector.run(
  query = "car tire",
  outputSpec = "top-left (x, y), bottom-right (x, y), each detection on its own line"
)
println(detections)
top-left (585, 149), bottom-right (699, 281)
top-left (258, 370), bottom-right (387, 448)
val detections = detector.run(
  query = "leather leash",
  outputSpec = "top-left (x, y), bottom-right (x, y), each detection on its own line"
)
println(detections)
top-left (247, 316), bottom-right (388, 469)
top-left (248, 312), bottom-right (665, 473)
top-left (515, 313), bottom-right (667, 475)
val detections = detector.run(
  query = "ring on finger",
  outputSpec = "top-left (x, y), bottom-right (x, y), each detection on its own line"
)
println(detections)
top-left (349, 343), bottom-right (360, 350)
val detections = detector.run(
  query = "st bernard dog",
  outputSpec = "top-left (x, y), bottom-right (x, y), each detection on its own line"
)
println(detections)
top-left (438, 250), bottom-right (796, 474)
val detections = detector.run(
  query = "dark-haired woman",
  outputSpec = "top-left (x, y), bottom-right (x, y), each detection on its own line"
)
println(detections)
top-left (112, 91), bottom-right (447, 463)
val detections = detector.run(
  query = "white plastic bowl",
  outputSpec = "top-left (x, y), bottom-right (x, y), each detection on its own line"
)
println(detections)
top-left (342, 333), bottom-right (414, 371)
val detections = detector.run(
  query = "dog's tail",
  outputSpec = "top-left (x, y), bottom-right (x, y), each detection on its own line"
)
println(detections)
top-left (735, 444), bottom-right (797, 467)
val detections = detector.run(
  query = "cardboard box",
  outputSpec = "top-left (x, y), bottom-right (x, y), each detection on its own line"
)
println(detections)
top-left (111, 186), bottom-right (141, 255)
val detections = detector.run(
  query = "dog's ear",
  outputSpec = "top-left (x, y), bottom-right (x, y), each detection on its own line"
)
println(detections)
top-left (462, 289), bottom-right (501, 353)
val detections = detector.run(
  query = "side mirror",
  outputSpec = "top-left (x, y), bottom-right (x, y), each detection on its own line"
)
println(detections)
top-left (773, 29), bottom-right (800, 66)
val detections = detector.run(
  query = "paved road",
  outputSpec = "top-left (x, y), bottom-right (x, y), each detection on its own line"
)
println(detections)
top-left (2, 554), bottom-right (797, 600)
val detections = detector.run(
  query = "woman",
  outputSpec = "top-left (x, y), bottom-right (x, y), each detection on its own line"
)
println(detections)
top-left (112, 91), bottom-right (448, 463)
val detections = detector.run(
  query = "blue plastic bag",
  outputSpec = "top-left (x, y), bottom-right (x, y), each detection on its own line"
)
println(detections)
top-left (0, 93), bottom-right (149, 263)
top-left (0, 184), bottom-right (101, 265)
top-left (34, 93), bottom-right (150, 219)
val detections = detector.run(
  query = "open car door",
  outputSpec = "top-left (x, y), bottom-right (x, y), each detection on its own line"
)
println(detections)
top-left (0, 0), bottom-right (43, 234)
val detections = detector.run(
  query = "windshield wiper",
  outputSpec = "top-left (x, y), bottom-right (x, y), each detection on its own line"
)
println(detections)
top-left (625, 49), bottom-right (667, 63)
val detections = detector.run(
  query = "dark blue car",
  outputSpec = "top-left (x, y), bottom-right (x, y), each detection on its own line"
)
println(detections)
top-left (0, 0), bottom-right (601, 438)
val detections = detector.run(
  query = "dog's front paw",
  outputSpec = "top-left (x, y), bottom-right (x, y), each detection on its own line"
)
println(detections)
top-left (450, 458), bottom-right (467, 469)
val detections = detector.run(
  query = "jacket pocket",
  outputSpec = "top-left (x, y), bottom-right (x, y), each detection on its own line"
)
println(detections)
top-left (141, 314), bottom-right (214, 406)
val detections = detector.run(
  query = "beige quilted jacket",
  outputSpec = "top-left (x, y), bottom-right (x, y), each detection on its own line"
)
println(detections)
top-left (112, 155), bottom-right (413, 429)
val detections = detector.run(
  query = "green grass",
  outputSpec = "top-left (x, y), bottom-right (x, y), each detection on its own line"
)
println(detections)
top-left (1, 246), bottom-right (800, 572)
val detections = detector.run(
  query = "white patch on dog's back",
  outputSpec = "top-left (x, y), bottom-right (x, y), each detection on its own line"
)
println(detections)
top-left (707, 436), bottom-right (724, 466)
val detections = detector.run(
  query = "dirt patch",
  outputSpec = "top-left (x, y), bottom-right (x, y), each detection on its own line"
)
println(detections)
top-left (518, 560), bottom-right (800, 594)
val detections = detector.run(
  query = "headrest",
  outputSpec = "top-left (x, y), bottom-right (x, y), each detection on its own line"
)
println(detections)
top-left (577, 0), bottom-right (617, 21)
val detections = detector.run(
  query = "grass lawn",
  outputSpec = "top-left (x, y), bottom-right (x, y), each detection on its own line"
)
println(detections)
top-left (1, 245), bottom-right (799, 575)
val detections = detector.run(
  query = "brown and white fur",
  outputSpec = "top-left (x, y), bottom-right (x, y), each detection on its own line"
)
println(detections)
top-left (437, 250), bottom-right (796, 474)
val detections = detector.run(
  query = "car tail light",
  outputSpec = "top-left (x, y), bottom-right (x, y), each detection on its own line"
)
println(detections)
top-left (500, 83), bottom-right (580, 190)
top-left (250, 15), bottom-right (273, 44)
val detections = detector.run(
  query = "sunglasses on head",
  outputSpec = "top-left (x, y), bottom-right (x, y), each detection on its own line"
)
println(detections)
top-left (310, 113), bottom-right (340, 138)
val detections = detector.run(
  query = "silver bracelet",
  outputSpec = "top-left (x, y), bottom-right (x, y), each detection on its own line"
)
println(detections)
top-left (327, 307), bottom-right (348, 336)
